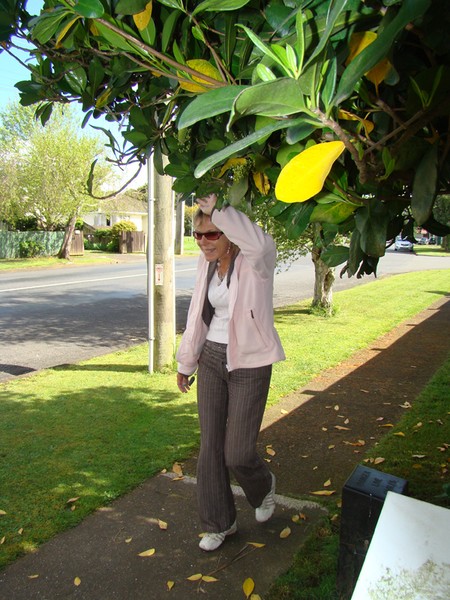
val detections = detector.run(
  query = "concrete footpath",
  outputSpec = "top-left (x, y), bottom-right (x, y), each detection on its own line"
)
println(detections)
top-left (1, 297), bottom-right (449, 599)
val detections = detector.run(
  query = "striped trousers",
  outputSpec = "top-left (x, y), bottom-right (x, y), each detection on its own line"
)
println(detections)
top-left (196, 339), bottom-right (273, 532)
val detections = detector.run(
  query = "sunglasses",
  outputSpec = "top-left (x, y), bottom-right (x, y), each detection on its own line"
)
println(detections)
top-left (193, 231), bottom-right (224, 241)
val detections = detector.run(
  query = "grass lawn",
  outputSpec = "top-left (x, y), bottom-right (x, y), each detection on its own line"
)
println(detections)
top-left (0, 269), bottom-right (449, 573)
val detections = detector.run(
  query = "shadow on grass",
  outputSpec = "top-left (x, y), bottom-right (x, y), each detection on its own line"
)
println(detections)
top-left (0, 378), bottom-right (199, 567)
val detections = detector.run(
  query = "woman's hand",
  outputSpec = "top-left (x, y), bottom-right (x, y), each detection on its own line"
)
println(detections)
top-left (177, 372), bottom-right (193, 393)
top-left (196, 193), bottom-right (217, 215)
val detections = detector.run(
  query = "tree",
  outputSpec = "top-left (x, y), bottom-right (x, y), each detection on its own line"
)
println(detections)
top-left (1, 0), bottom-right (449, 294)
top-left (0, 102), bottom-right (113, 257)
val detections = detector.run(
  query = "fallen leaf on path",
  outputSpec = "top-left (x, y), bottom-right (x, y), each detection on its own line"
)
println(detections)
top-left (247, 542), bottom-right (265, 548)
top-left (125, 537), bottom-right (132, 543)
top-left (380, 424), bottom-right (394, 428)
top-left (202, 575), bottom-right (218, 582)
top-left (28, 574), bottom-right (39, 579)
top-left (138, 548), bottom-right (156, 557)
top-left (292, 513), bottom-right (306, 523)
top-left (311, 490), bottom-right (336, 496)
top-left (167, 581), bottom-right (175, 590)
top-left (323, 479), bottom-right (331, 487)
top-left (172, 462), bottom-right (183, 476)
top-left (266, 445), bottom-right (276, 456)
top-left (187, 573), bottom-right (203, 581)
top-left (74, 577), bottom-right (81, 586)
top-left (243, 577), bottom-right (255, 598)
top-left (280, 526), bottom-right (291, 538)
top-left (328, 444), bottom-right (335, 449)
top-left (158, 519), bottom-right (168, 530)
top-left (335, 425), bottom-right (350, 431)
top-left (400, 402), bottom-right (412, 409)
top-left (250, 595), bottom-right (262, 600)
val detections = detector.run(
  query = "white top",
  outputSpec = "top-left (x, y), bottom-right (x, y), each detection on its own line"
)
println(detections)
top-left (206, 270), bottom-right (229, 343)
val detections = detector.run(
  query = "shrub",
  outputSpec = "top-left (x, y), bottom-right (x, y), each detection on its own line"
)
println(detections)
top-left (19, 240), bottom-right (45, 258)
top-left (110, 220), bottom-right (137, 241)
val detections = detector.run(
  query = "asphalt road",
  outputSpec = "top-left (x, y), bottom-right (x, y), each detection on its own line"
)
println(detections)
top-left (0, 250), bottom-right (448, 382)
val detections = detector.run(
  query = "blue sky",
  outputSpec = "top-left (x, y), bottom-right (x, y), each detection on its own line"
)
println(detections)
top-left (0, 0), bottom-right (147, 189)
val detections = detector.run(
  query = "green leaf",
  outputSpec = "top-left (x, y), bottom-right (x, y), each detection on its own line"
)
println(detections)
top-left (93, 20), bottom-right (136, 51)
top-left (73, 0), bottom-right (105, 19)
top-left (192, 0), bottom-right (252, 16)
top-left (65, 66), bottom-right (88, 94)
top-left (115, 0), bottom-right (148, 15)
top-left (178, 86), bottom-right (247, 129)
top-left (320, 245), bottom-right (349, 267)
top-left (31, 8), bottom-right (71, 44)
top-left (310, 201), bottom-right (356, 224)
top-left (411, 143), bottom-right (438, 225)
top-left (354, 201), bottom-right (390, 257)
top-left (278, 201), bottom-right (315, 239)
top-left (162, 10), bottom-right (181, 52)
top-left (334, 0), bottom-right (431, 105)
top-left (194, 117), bottom-right (305, 178)
top-left (304, 0), bottom-right (350, 68)
top-left (231, 78), bottom-right (305, 121)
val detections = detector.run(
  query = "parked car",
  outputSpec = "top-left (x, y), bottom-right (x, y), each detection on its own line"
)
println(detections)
top-left (417, 237), bottom-right (429, 245)
top-left (395, 236), bottom-right (414, 252)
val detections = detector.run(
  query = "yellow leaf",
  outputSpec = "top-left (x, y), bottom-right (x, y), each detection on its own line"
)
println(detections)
top-left (217, 157), bottom-right (247, 178)
top-left (172, 462), bottom-right (183, 476)
top-left (133, 1), bottom-right (152, 31)
top-left (380, 423), bottom-right (394, 428)
top-left (323, 479), bottom-right (331, 487)
top-left (266, 446), bottom-right (276, 456)
top-left (250, 595), bottom-right (262, 600)
top-left (0, 510), bottom-right (7, 515)
top-left (187, 573), bottom-right (203, 581)
top-left (394, 432), bottom-right (405, 437)
top-left (158, 519), bottom-right (168, 530)
top-left (334, 405), bottom-right (340, 411)
top-left (247, 542), bottom-right (265, 548)
top-left (280, 526), bottom-right (291, 538)
top-left (374, 457), bottom-right (385, 465)
top-left (28, 574), bottom-right (39, 579)
top-left (335, 425), bottom-right (350, 431)
top-left (138, 548), bottom-right (156, 557)
top-left (328, 444), bottom-right (335, 449)
top-left (202, 575), bottom-right (219, 582)
top-left (125, 537), bottom-right (132, 543)
top-left (167, 581), bottom-right (175, 590)
top-left (74, 577), bottom-right (81, 586)
top-left (252, 170), bottom-right (270, 195)
top-left (346, 31), bottom-right (378, 64)
top-left (275, 141), bottom-right (345, 203)
top-left (0, 536), bottom-right (5, 544)
top-left (55, 16), bottom-right (81, 48)
top-left (178, 59), bottom-right (222, 93)
top-left (243, 577), bottom-right (255, 598)
top-left (18, 528), bottom-right (23, 535)
top-left (338, 109), bottom-right (374, 135)
top-left (311, 490), bottom-right (336, 496)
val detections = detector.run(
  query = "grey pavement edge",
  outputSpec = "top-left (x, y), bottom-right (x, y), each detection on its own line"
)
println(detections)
top-left (0, 473), bottom-right (326, 600)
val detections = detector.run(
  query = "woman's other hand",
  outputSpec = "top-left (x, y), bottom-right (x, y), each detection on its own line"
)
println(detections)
top-left (177, 372), bottom-right (192, 393)
top-left (196, 194), bottom-right (217, 215)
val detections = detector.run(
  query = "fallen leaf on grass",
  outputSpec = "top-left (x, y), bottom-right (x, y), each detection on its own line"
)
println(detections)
top-left (412, 454), bottom-right (426, 459)
top-left (280, 526), bottom-right (291, 538)
top-left (74, 577), bottom-right (81, 586)
top-left (0, 510), bottom-right (7, 516)
top-left (243, 577), bottom-right (255, 598)
top-left (394, 432), bottom-right (405, 437)
top-left (18, 528), bottom-right (23, 535)
top-left (414, 422), bottom-right (423, 429)
top-left (0, 536), bottom-right (5, 544)
top-left (66, 497), bottom-right (80, 505)
top-left (138, 548), bottom-right (156, 557)
top-left (311, 490), bottom-right (336, 496)
top-left (380, 424), bottom-right (394, 428)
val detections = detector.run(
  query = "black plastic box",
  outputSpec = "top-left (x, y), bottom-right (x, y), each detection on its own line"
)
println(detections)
top-left (337, 465), bottom-right (408, 599)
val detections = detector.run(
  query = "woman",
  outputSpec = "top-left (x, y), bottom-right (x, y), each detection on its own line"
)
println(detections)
top-left (176, 194), bottom-right (285, 551)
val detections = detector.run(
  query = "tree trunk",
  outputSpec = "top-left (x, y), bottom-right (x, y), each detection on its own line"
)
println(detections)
top-left (311, 244), bottom-right (335, 315)
top-left (58, 214), bottom-right (77, 259)
top-left (153, 164), bottom-right (175, 370)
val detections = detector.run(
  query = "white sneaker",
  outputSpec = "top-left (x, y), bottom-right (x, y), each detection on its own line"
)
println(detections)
top-left (199, 521), bottom-right (237, 552)
top-left (255, 473), bottom-right (276, 523)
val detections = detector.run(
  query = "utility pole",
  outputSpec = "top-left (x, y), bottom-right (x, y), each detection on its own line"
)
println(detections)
top-left (153, 157), bottom-right (175, 370)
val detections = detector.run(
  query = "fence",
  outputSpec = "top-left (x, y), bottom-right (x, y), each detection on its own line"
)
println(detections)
top-left (0, 230), bottom-right (84, 259)
top-left (119, 231), bottom-right (146, 253)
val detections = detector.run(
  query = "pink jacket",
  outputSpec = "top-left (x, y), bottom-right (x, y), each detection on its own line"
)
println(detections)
top-left (176, 206), bottom-right (285, 375)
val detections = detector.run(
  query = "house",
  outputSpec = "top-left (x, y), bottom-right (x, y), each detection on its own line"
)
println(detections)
top-left (83, 192), bottom-right (148, 232)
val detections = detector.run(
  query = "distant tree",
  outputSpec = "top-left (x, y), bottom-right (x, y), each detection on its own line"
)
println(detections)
top-left (0, 102), bottom-right (114, 257)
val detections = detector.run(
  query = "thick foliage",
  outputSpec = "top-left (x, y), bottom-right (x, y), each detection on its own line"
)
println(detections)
top-left (1, 0), bottom-right (449, 276)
